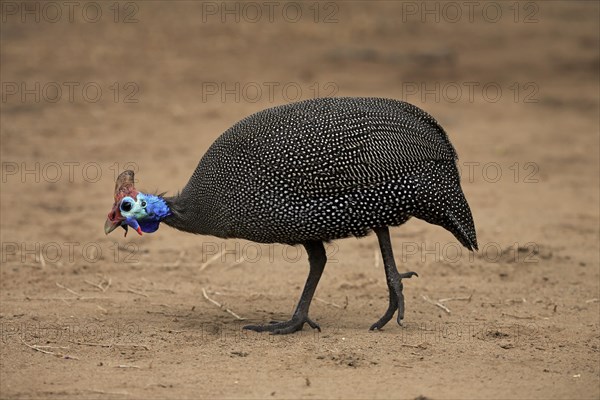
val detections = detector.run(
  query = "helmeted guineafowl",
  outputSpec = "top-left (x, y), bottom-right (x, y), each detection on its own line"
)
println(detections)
top-left (105, 97), bottom-right (477, 334)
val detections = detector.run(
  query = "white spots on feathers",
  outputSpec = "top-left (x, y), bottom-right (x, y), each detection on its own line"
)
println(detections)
top-left (171, 97), bottom-right (477, 249)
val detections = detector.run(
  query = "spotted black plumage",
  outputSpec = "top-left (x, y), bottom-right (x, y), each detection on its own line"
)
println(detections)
top-left (165, 97), bottom-right (477, 252)
top-left (107, 97), bottom-right (477, 334)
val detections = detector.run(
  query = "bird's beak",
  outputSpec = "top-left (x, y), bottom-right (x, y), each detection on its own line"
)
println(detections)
top-left (104, 218), bottom-right (121, 235)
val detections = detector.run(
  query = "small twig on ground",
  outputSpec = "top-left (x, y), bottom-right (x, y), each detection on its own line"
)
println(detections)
top-left (20, 337), bottom-right (79, 360)
top-left (114, 364), bottom-right (141, 369)
top-left (206, 287), bottom-right (266, 300)
top-left (374, 249), bottom-right (380, 270)
top-left (88, 389), bottom-right (130, 396)
top-left (200, 252), bottom-right (222, 271)
top-left (314, 297), bottom-right (343, 309)
top-left (585, 298), bottom-right (599, 303)
top-left (400, 343), bottom-right (426, 349)
top-left (438, 292), bottom-right (473, 303)
top-left (56, 282), bottom-right (81, 297)
top-left (69, 340), bottom-right (149, 350)
top-left (145, 383), bottom-right (169, 389)
top-left (146, 309), bottom-right (191, 317)
top-left (422, 295), bottom-right (451, 314)
top-left (85, 276), bottom-right (112, 292)
top-left (127, 287), bottom-right (149, 297)
top-left (501, 312), bottom-right (534, 319)
top-left (202, 287), bottom-right (245, 320)
top-left (150, 303), bottom-right (171, 307)
top-left (39, 249), bottom-right (46, 268)
top-left (97, 305), bottom-right (108, 313)
top-left (70, 341), bottom-right (111, 348)
top-left (26, 296), bottom-right (105, 301)
top-left (141, 277), bottom-right (154, 286)
top-left (83, 279), bottom-right (104, 291)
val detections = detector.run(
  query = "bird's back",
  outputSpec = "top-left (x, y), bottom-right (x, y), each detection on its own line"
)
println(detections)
top-left (168, 97), bottom-right (477, 249)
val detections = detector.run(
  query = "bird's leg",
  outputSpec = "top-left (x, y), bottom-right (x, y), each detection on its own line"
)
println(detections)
top-left (370, 227), bottom-right (418, 330)
top-left (243, 240), bottom-right (326, 335)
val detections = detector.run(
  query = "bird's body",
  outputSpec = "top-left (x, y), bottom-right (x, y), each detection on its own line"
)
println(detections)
top-left (164, 97), bottom-right (477, 250)
top-left (105, 97), bottom-right (477, 334)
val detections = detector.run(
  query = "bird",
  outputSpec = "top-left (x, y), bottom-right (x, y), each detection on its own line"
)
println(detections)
top-left (104, 97), bottom-right (477, 334)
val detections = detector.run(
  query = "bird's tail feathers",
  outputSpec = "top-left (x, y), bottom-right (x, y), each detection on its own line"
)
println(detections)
top-left (411, 168), bottom-right (478, 251)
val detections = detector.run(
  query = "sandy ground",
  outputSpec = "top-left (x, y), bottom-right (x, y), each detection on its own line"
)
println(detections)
top-left (1, 1), bottom-right (599, 399)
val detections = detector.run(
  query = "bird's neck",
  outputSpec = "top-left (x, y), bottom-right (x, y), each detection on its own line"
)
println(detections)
top-left (137, 193), bottom-right (172, 233)
top-left (162, 192), bottom-right (214, 236)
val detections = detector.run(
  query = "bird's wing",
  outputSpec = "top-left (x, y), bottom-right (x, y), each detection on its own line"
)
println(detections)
top-left (238, 98), bottom-right (458, 197)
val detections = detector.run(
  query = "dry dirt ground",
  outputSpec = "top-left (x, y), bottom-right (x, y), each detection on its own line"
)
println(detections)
top-left (1, 1), bottom-right (599, 399)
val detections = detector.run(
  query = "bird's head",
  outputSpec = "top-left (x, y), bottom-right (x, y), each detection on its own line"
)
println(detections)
top-left (104, 170), bottom-right (171, 236)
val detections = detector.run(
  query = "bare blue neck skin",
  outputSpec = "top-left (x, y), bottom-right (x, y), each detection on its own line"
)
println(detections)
top-left (123, 193), bottom-right (172, 233)
top-left (140, 193), bottom-right (171, 233)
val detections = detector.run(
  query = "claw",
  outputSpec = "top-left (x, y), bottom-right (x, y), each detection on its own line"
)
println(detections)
top-left (305, 317), bottom-right (321, 332)
top-left (399, 271), bottom-right (418, 279)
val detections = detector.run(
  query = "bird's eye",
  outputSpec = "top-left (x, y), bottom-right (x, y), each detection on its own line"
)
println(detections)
top-left (141, 200), bottom-right (146, 207)
top-left (121, 200), bottom-right (132, 212)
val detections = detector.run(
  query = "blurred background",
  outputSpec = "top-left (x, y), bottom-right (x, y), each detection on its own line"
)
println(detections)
top-left (1, 1), bottom-right (599, 399)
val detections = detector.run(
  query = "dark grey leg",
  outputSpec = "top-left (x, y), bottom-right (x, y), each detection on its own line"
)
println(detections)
top-left (243, 240), bottom-right (326, 334)
top-left (370, 226), bottom-right (418, 330)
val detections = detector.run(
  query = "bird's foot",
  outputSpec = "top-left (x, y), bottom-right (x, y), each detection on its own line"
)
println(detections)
top-left (243, 315), bottom-right (321, 335)
top-left (370, 271), bottom-right (418, 331)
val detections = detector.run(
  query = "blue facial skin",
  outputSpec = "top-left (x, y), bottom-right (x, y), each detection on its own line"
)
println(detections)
top-left (119, 193), bottom-right (171, 234)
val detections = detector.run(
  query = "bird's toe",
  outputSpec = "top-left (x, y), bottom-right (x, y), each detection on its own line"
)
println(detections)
top-left (400, 271), bottom-right (418, 279)
top-left (243, 315), bottom-right (319, 335)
